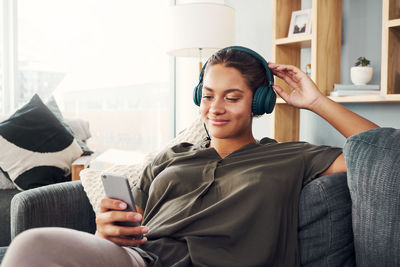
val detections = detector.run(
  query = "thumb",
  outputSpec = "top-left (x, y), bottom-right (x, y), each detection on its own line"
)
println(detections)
top-left (272, 85), bottom-right (290, 103)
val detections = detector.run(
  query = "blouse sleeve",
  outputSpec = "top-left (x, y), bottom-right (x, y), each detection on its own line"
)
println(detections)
top-left (301, 143), bottom-right (343, 185)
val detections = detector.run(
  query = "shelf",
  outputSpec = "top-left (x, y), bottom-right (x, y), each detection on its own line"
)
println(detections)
top-left (275, 94), bottom-right (400, 104)
top-left (387, 18), bottom-right (400, 28)
top-left (275, 35), bottom-right (312, 48)
top-left (329, 94), bottom-right (400, 103)
top-left (271, 0), bottom-right (342, 142)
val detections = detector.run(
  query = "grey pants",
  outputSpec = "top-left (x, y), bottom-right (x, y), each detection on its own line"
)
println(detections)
top-left (1, 227), bottom-right (146, 267)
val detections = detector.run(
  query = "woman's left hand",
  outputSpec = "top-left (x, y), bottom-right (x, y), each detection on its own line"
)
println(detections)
top-left (268, 62), bottom-right (323, 110)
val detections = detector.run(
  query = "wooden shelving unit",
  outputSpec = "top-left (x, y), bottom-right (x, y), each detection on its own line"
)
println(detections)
top-left (271, 0), bottom-right (400, 142)
top-left (381, 0), bottom-right (400, 95)
top-left (271, 0), bottom-right (342, 142)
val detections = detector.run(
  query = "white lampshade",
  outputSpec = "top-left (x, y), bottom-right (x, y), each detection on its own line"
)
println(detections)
top-left (167, 3), bottom-right (235, 59)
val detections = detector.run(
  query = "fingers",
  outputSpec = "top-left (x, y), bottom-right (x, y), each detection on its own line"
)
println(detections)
top-left (272, 85), bottom-right (290, 103)
top-left (268, 62), bottom-right (302, 80)
top-left (269, 63), bottom-right (301, 86)
top-left (273, 71), bottom-right (300, 90)
top-left (96, 197), bottom-right (150, 247)
top-left (268, 62), bottom-right (301, 75)
top-left (269, 62), bottom-right (311, 94)
top-left (96, 210), bottom-right (143, 225)
top-left (107, 236), bottom-right (148, 247)
top-left (98, 223), bottom-right (149, 238)
top-left (99, 198), bottom-right (127, 213)
top-left (96, 223), bottom-right (148, 246)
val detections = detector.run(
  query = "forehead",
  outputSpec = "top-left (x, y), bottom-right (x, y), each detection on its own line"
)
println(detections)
top-left (203, 64), bottom-right (250, 91)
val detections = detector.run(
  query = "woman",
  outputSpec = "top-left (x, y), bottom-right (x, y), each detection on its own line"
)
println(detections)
top-left (1, 47), bottom-right (378, 267)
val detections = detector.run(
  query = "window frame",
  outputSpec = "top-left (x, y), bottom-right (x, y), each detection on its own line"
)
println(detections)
top-left (1, 0), bottom-right (19, 114)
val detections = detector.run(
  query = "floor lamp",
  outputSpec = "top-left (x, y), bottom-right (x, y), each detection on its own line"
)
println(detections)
top-left (167, 3), bottom-right (235, 74)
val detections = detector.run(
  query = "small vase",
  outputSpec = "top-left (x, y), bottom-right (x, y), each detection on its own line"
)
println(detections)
top-left (350, 66), bottom-right (373, 85)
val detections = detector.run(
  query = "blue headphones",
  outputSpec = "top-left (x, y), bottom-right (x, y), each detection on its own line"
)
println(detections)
top-left (193, 46), bottom-right (276, 115)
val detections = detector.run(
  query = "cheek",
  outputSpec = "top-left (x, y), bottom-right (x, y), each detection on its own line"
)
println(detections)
top-left (229, 100), bottom-right (253, 119)
top-left (199, 102), bottom-right (209, 117)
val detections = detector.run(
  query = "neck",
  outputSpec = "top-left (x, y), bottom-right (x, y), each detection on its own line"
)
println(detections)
top-left (210, 136), bottom-right (258, 158)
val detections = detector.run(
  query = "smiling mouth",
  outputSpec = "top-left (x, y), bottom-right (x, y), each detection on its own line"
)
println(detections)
top-left (208, 118), bottom-right (230, 126)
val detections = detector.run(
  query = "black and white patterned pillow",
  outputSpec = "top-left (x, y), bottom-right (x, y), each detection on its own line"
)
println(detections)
top-left (46, 96), bottom-right (93, 155)
top-left (0, 94), bottom-right (83, 190)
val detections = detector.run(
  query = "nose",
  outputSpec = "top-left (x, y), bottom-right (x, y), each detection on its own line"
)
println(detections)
top-left (209, 97), bottom-right (225, 114)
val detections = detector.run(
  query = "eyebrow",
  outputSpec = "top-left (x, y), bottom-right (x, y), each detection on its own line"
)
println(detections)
top-left (203, 86), bottom-right (244, 93)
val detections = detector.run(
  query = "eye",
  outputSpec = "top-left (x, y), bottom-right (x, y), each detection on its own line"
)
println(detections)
top-left (225, 96), bottom-right (240, 102)
top-left (202, 95), bottom-right (213, 100)
top-left (225, 92), bottom-right (242, 102)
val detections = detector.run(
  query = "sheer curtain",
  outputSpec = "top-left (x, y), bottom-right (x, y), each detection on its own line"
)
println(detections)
top-left (15, 0), bottom-right (173, 153)
top-left (0, 1), bottom-right (5, 115)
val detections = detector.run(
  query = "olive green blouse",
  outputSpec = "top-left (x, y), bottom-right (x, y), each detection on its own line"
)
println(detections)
top-left (131, 137), bottom-right (342, 267)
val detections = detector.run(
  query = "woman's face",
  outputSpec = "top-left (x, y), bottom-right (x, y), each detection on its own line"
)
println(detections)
top-left (200, 64), bottom-right (254, 141)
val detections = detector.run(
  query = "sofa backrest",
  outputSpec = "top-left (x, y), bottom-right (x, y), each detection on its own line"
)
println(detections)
top-left (299, 172), bottom-right (355, 266)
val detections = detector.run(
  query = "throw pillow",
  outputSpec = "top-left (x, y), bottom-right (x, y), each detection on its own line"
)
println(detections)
top-left (0, 94), bottom-right (83, 190)
top-left (81, 116), bottom-right (207, 215)
top-left (0, 168), bottom-right (16, 190)
top-left (46, 96), bottom-right (93, 155)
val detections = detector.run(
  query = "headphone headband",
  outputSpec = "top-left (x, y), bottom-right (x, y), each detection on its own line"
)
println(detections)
top-left (198, 46), bottom-right (274, 88)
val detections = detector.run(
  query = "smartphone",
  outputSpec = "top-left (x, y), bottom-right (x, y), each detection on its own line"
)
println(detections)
top-left (101, 173), bottom-right (143, 239)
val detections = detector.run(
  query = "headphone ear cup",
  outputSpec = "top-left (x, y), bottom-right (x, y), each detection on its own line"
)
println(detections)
top-left (252, 86), bottom-right (276, 115)
top-left (264, 86), bottom-right (276, 114)
top-left (193, 82), bottom-right (202, 106)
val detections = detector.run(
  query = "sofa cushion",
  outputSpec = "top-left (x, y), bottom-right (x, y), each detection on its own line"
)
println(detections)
top-left (0, 94), bottom-right (83, 190)
top-left (344, 128), bottom-right (400, 267)
top-left (299, 172), bottom-right (355, 267)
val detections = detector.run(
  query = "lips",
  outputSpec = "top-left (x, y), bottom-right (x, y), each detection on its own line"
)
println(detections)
top-left (208, 118), bottom-right (229, 126)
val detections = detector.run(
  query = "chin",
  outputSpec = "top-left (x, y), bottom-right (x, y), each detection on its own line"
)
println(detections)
top-left (208, 128), bottom-right (232, 139)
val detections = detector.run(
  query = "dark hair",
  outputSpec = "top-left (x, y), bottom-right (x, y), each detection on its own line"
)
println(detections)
top-left (204, 48), bottom-right (268, 93)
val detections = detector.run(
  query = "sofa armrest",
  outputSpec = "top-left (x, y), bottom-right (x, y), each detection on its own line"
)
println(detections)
top-left (344, 127), bottom-right (400, 267)
top-left (10, 181), bottom-right (96, 240)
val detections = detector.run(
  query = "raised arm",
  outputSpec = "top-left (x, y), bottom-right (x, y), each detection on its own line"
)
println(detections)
top-left (268, 63), bottom-right (379, 138)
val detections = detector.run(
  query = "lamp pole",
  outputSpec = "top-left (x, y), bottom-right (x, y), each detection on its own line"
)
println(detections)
top-left (199, 48), bottom-right (203, 74)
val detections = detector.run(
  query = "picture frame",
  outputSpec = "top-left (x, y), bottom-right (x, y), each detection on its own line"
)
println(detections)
top-left (288, 9), bottom-right (312, 37)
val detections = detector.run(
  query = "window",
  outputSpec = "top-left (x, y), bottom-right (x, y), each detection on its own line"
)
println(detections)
top-left (7, 0), bottom-right (174, 153)
top-left (0, 1), bottom-right (4, 114)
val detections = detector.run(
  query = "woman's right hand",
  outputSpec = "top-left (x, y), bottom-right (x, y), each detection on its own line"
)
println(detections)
top-left (95, 198), bottom-right (149, 246)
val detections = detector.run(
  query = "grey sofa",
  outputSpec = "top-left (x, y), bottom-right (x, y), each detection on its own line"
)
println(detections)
top-left (0, 189), bottom-right (20, 246)
top-left (1, 128), bottom-right (399, 266)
